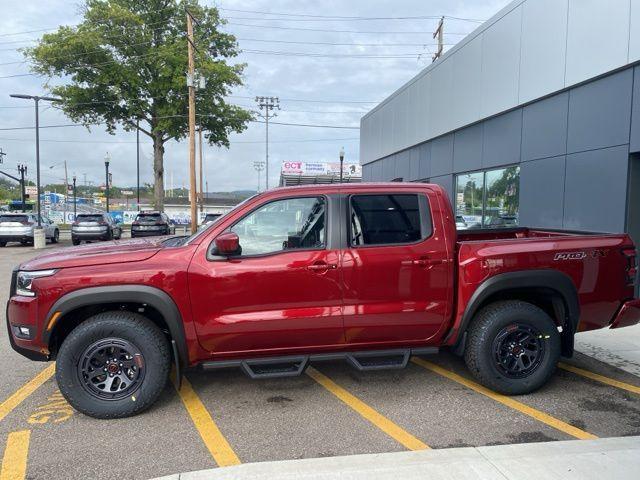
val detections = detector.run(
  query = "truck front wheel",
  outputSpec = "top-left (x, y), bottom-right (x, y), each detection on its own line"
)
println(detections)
top-left (56, 311), bottom-right (171, 419)
top-left (464, 300), bottom-right (560, 395)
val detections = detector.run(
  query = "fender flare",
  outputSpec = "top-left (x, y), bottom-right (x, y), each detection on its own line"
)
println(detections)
top-left (42, 285), bottom-right (188, 370)
top-left (452, 269), bottom-right (580, 354)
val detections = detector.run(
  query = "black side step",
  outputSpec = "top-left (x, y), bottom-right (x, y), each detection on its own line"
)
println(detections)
top-left (199, 347), bottom-right (438, 379)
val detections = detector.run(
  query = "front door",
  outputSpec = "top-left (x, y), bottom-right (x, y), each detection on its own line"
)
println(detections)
top-left (189, 195), bottom-right (344, 355)
top-left (341, 192), bottom-right (452, 345)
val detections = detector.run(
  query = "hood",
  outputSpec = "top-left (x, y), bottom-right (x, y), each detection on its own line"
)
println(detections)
top-left (20, 238), bottom-right (164, 270)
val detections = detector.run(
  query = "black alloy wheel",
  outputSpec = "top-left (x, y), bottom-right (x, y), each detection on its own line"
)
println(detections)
top-left (77, 338), bottom-right (145, 401)
top-left (492, 324), bottom-right (545, 379)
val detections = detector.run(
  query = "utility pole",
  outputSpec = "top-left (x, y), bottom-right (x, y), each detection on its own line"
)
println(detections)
top-left (432, 16), bottom-right (444, 62)
top-left (17, 164), bottom-right (27, 212)
top-left (0, 148), bottom-right (6, 164)
top-left (186, 9), bottom-right (198, 233)
top-left (253, 160), bottom-right (265, 192)
top-left (255, 97), bottom-right (280, 190)
top-left (198, 128), bottom-right (204, 214)
top-left (136, 119), bottom-right (140, 211)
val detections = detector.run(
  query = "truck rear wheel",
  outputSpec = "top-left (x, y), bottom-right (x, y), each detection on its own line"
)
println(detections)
top-left (56, 311), bottom-right (171, 419)
top-left (464, 300), bottom-right (560, 395)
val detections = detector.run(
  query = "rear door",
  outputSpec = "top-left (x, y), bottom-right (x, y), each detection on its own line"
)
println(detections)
top-left (341, 190), bottom-right (451, 344)
top-left (188, 194), bottom-right (344, 354)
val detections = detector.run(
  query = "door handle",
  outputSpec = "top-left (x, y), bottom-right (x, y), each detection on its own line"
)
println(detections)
top-left (402, 257), bottom-right (444, 267)
top-left (307, 262), bottom-right (337, 272)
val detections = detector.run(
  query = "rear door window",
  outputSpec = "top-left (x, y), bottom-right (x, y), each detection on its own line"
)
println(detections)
top-left (349, 194), bottom-right (430, 246)
top-left (136, 214), bottom-right (162, 222)
top-left (76, 215), bottom-right (104, 223)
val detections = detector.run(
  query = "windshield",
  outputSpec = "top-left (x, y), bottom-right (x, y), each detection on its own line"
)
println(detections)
top-left (182, 194), bottom-right (259, 245)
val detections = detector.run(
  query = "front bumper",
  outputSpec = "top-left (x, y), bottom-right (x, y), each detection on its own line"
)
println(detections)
top-left (6, 298), bottom-right (49, 361)
top-left (610, 298), bottom-right (640, 329)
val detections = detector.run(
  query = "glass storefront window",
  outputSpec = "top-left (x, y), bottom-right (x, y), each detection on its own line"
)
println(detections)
top-left (455, 166), bottom-right (520, 229)
top-left (455, 172), bottom-right (484, 229)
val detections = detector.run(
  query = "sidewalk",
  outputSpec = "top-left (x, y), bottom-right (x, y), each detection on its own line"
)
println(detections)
top-left (155, 436), bottom-right (640, 480)
top-left (575, 324), bottom-right (640, 376)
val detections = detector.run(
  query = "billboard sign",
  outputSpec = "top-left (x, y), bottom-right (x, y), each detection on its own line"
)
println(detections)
top-left (281, 161), bottom-right (362, 177)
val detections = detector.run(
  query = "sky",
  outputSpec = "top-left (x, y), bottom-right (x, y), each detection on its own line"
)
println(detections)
top-left (0, 0), bottom-right (510, 193)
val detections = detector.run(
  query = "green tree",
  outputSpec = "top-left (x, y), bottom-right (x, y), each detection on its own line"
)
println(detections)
top-left (26, 0), bottom-right (252, 209)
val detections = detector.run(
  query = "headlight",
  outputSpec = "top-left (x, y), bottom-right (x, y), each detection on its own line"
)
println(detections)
top-left (16, 270), bottom-right (57, 297)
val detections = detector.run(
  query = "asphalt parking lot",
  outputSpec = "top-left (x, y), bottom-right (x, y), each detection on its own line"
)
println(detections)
top-left (1, 240), bottom-right (640, 479)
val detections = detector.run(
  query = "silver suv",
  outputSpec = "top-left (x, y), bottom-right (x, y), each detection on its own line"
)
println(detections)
top-left (0, 213), bottom-right (60, 247)
top-left (71, 213), bottom-right (122, 245)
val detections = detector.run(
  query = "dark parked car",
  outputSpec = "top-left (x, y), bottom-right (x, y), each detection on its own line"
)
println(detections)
top-left (131, 212), bottom-right (176, 238)
top-left (71, 213), bottom-right (122, 245)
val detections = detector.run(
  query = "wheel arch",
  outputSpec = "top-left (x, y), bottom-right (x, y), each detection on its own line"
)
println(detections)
top-left (455, 270), bottom-right (580, 357)
top-left (42, 285), bottom-right (188, 370)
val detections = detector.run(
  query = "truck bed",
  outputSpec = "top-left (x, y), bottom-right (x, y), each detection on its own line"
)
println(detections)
top-left (452, 226), bottom-right (636, 338)
top-left (456, 227), bottom-right (607, 243)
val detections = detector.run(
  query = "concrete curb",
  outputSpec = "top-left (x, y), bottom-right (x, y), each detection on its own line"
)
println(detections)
top-left (153, 436), bottom-right (640, 480)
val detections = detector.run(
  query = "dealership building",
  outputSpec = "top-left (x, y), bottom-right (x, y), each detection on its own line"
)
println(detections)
top-left (360, 0), bottom-right (640, 241)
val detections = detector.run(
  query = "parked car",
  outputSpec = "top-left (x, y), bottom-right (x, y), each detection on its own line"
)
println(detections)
top-left (71, 213), bottom-right (122, 245)
top-left (0, 213), bottom-right (59, 246)
top-left (198, 213), bottom-right (222, 231)
top-left (130, 211), bottom-right (175, 238)
top-left (7, 183), bottom-right (639, 418)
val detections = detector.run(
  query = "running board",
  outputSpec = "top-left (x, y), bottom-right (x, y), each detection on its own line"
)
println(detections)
top-left (199, 347), bottom-right (438, 379)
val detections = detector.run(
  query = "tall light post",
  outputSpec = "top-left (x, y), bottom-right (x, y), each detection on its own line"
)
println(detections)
top-left (17, 164), bottom-right (27, 212)
top-left (253, 160), bottom-right (265, 192)
top-left (339, 147), bottom-right (345, 183)
top-left (255, 96), bottom-right (280, 190)
top-left (9, 94), bottom-right (60, 228)
top-left (104, 152), bottom-right (111, 213)
top-left (72, 174), bottom-right (77, 218)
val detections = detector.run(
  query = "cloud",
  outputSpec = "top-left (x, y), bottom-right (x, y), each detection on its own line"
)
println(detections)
top-left (0, 0), bottom-right (509, 192)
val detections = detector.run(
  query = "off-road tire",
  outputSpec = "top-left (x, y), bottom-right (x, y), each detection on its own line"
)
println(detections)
top-left (464, 300), bottom-right (560, 395)
top-left (56, 311), bottom-right (171, 419)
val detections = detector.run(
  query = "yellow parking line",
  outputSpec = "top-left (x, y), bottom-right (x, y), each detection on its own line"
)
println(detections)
top-left (559, 362), bottom-right (640, 395)
top-left (306, 366), bottom-right (429, 450)
top-left (0, 364), bottom-right (56, 423)
top-left (411, 358), bottom-right (597, 440)
top-left (173, 376), bottom-right (241, 467)
top-left (1, 430), bottom-right (30, 480)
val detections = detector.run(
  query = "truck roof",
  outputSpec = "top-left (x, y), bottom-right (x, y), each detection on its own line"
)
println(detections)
top-left (264, 182), bottom-right (446, 196)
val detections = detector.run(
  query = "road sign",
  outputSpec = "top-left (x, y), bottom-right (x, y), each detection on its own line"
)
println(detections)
top-left (121, 190), bottom-right (134, 195)
top-left (25, 186), bottom-right (38, 196)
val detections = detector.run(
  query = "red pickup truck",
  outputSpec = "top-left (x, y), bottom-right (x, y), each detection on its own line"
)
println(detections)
top-left (7, 183), bottom-right (640, 418)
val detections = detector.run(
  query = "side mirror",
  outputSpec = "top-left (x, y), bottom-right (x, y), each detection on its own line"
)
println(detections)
top-left (214, 231), bottom-right (241, 256)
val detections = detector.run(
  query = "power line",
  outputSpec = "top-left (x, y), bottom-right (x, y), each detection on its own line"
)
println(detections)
top-left (226, 22), bottom-right (473, 35)
top-left (0, 135), bottom-right (359, 144)
top-left (218, 8), bottom-right (485, 23)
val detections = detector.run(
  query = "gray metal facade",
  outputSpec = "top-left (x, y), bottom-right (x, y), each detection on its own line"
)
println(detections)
top-left (363, 65), bottom-right (640, 235)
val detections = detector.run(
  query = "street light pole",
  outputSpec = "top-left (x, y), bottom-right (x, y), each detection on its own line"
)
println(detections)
top-left (9, 94), bottom-right (60, 227)
top-left (104, 152), bottom-right (110, 213)
top-left (72, 175), bottom-right (77, 218)
top-left (339, 147), bottom-right (345, 183)
top-left (17, 164), bottom-right (27, 212)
